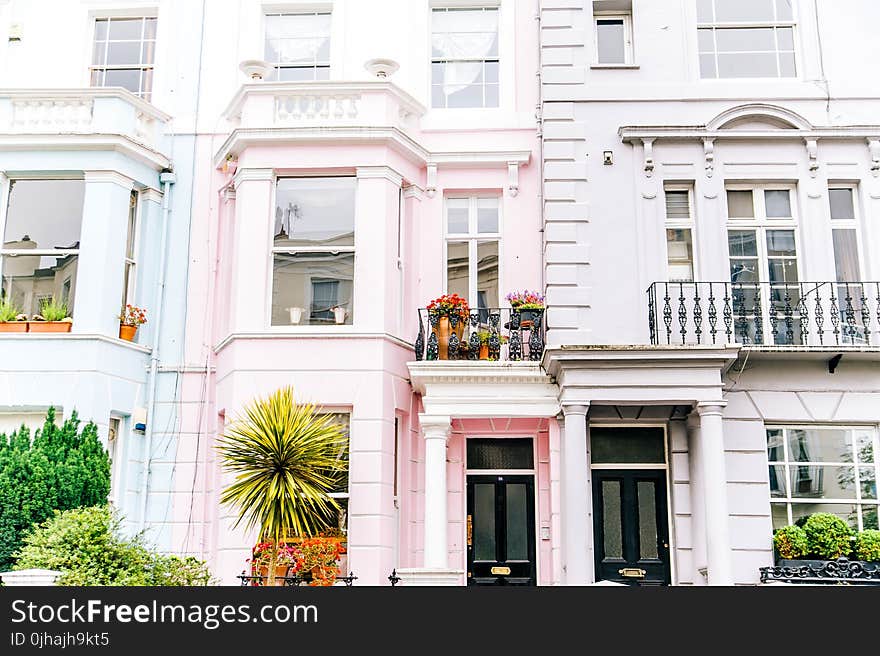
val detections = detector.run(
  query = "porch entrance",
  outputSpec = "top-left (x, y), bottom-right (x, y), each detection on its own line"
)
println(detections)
top-left (590, 427), bottom-right (672, 586)
top-left (465, 437), bottom-right (536, 586)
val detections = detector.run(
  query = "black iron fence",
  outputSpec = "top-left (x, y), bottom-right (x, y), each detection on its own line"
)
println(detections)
top-left (760, 558), bottom-right (880, 585)
top-left (413, 307), bottom-right (545, 362)
top-left (648, 281), bottom-right (880, 347)
top-left (238, 571), bottom-right (358, 586)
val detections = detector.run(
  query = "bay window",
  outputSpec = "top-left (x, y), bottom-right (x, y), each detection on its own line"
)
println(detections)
top-left (768, 427), bottom-right (878, 531)
top-left (264, 12), bottom-right (331, 81)
top-left (1, 179), bottom-right (84, 318)
top-left (271, 178), bottom-right (355, 326)
top-left (445, 196), bottom-right (500, 312)
top-left (431, 7), bottom-right (499, 108)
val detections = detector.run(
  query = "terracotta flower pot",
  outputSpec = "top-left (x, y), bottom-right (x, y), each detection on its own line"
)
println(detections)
top-left (479, 343), bottom-right (489, 360)
top-left (0, 322), bottom-right (28, 333)
top-left (119, 324), bottom-right (138, 341)
top-left (29, 321), bottom-right (71, 333)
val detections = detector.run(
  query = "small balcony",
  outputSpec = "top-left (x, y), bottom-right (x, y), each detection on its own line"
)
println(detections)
top-left (412, 308), bottom-right (546, 362)
top-left (647, 281), bottom-right (880, 348)
top-left (0, 88), bottom-right (170, 156)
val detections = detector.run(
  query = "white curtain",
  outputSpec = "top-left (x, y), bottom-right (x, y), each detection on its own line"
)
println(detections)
top-left (265, 14), bottom-right (329, 64)
top-left (432, 10), bottom-right (498, 96)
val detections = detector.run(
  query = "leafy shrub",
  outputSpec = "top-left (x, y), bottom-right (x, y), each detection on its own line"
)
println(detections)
top-left (854, 530), bottom-right (880, 562)
top-left (0, 408), bottom-right (110, 570)
top-left (37, 297), bottom-right (69, 321)
top-left (773, 525), bottom-right (809, 560)
top-left (0, 299), bottom-right (24, 322)
top-left (803, 513), bottom-right (853, 559)
top-left (14, 505), bottom-right (215, 586)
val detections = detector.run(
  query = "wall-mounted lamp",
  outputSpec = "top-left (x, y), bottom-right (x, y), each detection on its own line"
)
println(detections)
top-left (603, 150), bottom-right (614, 165)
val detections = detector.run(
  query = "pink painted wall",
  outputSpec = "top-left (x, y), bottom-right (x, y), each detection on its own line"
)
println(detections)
top-left (172, 0), bottom-right (544, 584)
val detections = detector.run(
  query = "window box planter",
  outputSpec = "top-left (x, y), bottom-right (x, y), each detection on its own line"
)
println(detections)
top-left (28, 321), bottom-right (72, 333)
top-left (0, 322), bottom-right (28, 333)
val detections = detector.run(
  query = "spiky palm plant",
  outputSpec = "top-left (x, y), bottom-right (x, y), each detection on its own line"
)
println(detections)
top-left (217, 387), bottom-right (347, 585)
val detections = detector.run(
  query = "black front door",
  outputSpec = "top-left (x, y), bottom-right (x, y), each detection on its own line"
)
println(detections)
top-left (466, 475), bottom-right (536, 586)
top-left (592, 469), bottom-right (671, 586)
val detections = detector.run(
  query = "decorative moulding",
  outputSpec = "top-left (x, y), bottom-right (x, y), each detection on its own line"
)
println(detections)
top-left (364, 58), bottom-right (400, 79)
top-left (507, 162), bottom-right (519, 196)
top-left (83, 170), bottom-right (135, 189)
top-left (804, 137), bottom-right (819, 177)
top-left (355, 165), bottom-right (404, 186)
top-left (703, 137), bottom-right (715, 177)
top-left (641, 138), bottom-right (655, 177)
top-left (425, 163), bottom-right (437, 198)
top-left (868, 138), bottom-right (880, 177)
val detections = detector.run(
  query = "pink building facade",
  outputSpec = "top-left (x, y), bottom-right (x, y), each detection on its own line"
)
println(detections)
top-left (173, 1), bottom-right (553, 585)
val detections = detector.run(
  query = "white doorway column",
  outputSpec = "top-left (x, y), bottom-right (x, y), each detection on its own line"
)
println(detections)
top-left (561, 403), bottom-right (591, 584)
top-left (421, 414), bottom-right (451, 569)
top-left (696, 401), bottom-right (734, 586)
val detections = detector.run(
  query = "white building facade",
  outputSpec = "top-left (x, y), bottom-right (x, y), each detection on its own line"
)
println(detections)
top-left (540, 0), bottom-right (880, 585)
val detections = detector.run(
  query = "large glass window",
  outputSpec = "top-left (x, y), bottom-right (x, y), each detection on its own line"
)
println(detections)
top-left (828, 187), bottom-right (864, 343)
top-left (122, 191), bottom-right (138, 311)
top-left (431, 7), bottom-right (499, 108)
top-left (271, 178), bottom-right (355, 326)
top-left (726, 186), bottom-right (799, 345)
top-left (1, 180), bottom-right (84, 318)
top-left (593, 0), bottom-right (633, 65)
top-left (664, 188), bottom-right (695, 282)
top-left (90, 17), bottom-right (157, 99)
top-left (445, 196), bottom-right (500, 312)
top-left (697, 0), bottom-right (796, 79)
top-left (264, 12), bottom-right (331, 81)
top-left (768, 427), bottom-right (878, 530)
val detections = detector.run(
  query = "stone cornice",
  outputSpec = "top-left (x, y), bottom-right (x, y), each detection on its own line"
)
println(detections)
top-left (232, 167), bottom-right (275, 186)
top-left (84, 170), bottom-right (135, 189)
top-left (619, 125), bottom-right (880, 142)
top-left (0, 133), bottom-right (171, 170)
top-left (407, 361), bottom-right (555, 392)
top-left (356, 165), bottom-right (404, 186)
top-left (542, 345), bottom-right (742, 379)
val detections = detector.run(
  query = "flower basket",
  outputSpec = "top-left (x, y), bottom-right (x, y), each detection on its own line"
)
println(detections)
top-left (119, 305), bottom-right (147, 341)
top-left (426, 294), bottom-right (469, 360)
top-left (119, 324), bottom-right (138, 341)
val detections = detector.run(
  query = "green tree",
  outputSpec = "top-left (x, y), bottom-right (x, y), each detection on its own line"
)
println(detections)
top-left (216, 387), bottom-right (347, 585)
top-left (14, 505), bottom-right (215, 585)
top-left (0, 408), bottom-right (110, 570)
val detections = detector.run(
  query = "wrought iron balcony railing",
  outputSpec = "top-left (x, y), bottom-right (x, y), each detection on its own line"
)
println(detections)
top-left (413, 307), bottom-right (546, 362)
top-left (648, 281), bottom-right (880, 347)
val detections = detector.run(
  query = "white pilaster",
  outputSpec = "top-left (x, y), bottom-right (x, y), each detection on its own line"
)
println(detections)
top-left (696, 401), bottom-right (734, 586)
top-left (420, 414), bottom-right (451, 569)
top-left (561, 403), bottom-right (590, 584)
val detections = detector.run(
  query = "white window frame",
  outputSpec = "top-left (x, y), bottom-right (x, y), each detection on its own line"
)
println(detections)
top-left (430, 5), bottom-right (500, 109)
top-left (443, 195), bottom-right (502, 309)
top-left (268, 176), bottom-right (356, 329)
top-left (697, 0), bottom-right (798, 80)
top-left (593, 11), bottom-right (633, 66)
top-left (122, 190), bottom-right (140, 311)
top-left (664, 185), bottom-right (697, 282)
top-left (0, 177), bottom-right (84, 319)
top-left (89, 15), bottom-right (158, 99)
top-left (107, 415), bottom-right (125, 507)
top-left (767, 425), bottom-right (879, 531)
top-left (263, 11), bottom-right (331, 81)
top-left (828, 184), bottom-right (865, 281)
top-left (725, 184), bottom-right (801, 344)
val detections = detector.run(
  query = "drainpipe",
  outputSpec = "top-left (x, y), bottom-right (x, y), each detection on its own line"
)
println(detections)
top-left (139, 169), bottom-right (177, 531)
top-left (536, 0), bottom-right (545, 292)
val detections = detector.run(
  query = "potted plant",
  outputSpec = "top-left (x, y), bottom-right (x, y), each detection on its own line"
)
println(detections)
top-left (772, 513), bottom-right (855, 567)
top-left (426, 294), bottom-right (470, 360)
top-left (29, 297), bottom-right (72, 333)
top-left (474, 330), bottom-right (509, 360)
top-left (293, 535), bottom-right (347, 586)
top-left (331, 306), bottom-right (347, 324)
top-left (217, 387), bottom-right (348, 586)
top-left (505, 290), bottom-right (545, 328)
top-left (287, 306), bottom-right (304, 325)
top-left (0, 299), bottom-right (28, 333)
top-left (855, 530), bottom-right (880, 562)
top-left (119, 304), bottom-right (147, 342)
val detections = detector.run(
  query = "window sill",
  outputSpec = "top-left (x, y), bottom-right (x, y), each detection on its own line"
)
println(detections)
top-left (591, 64), bottom-right (640, 70)
top-left (0, 332), bottom-right (151, 353)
